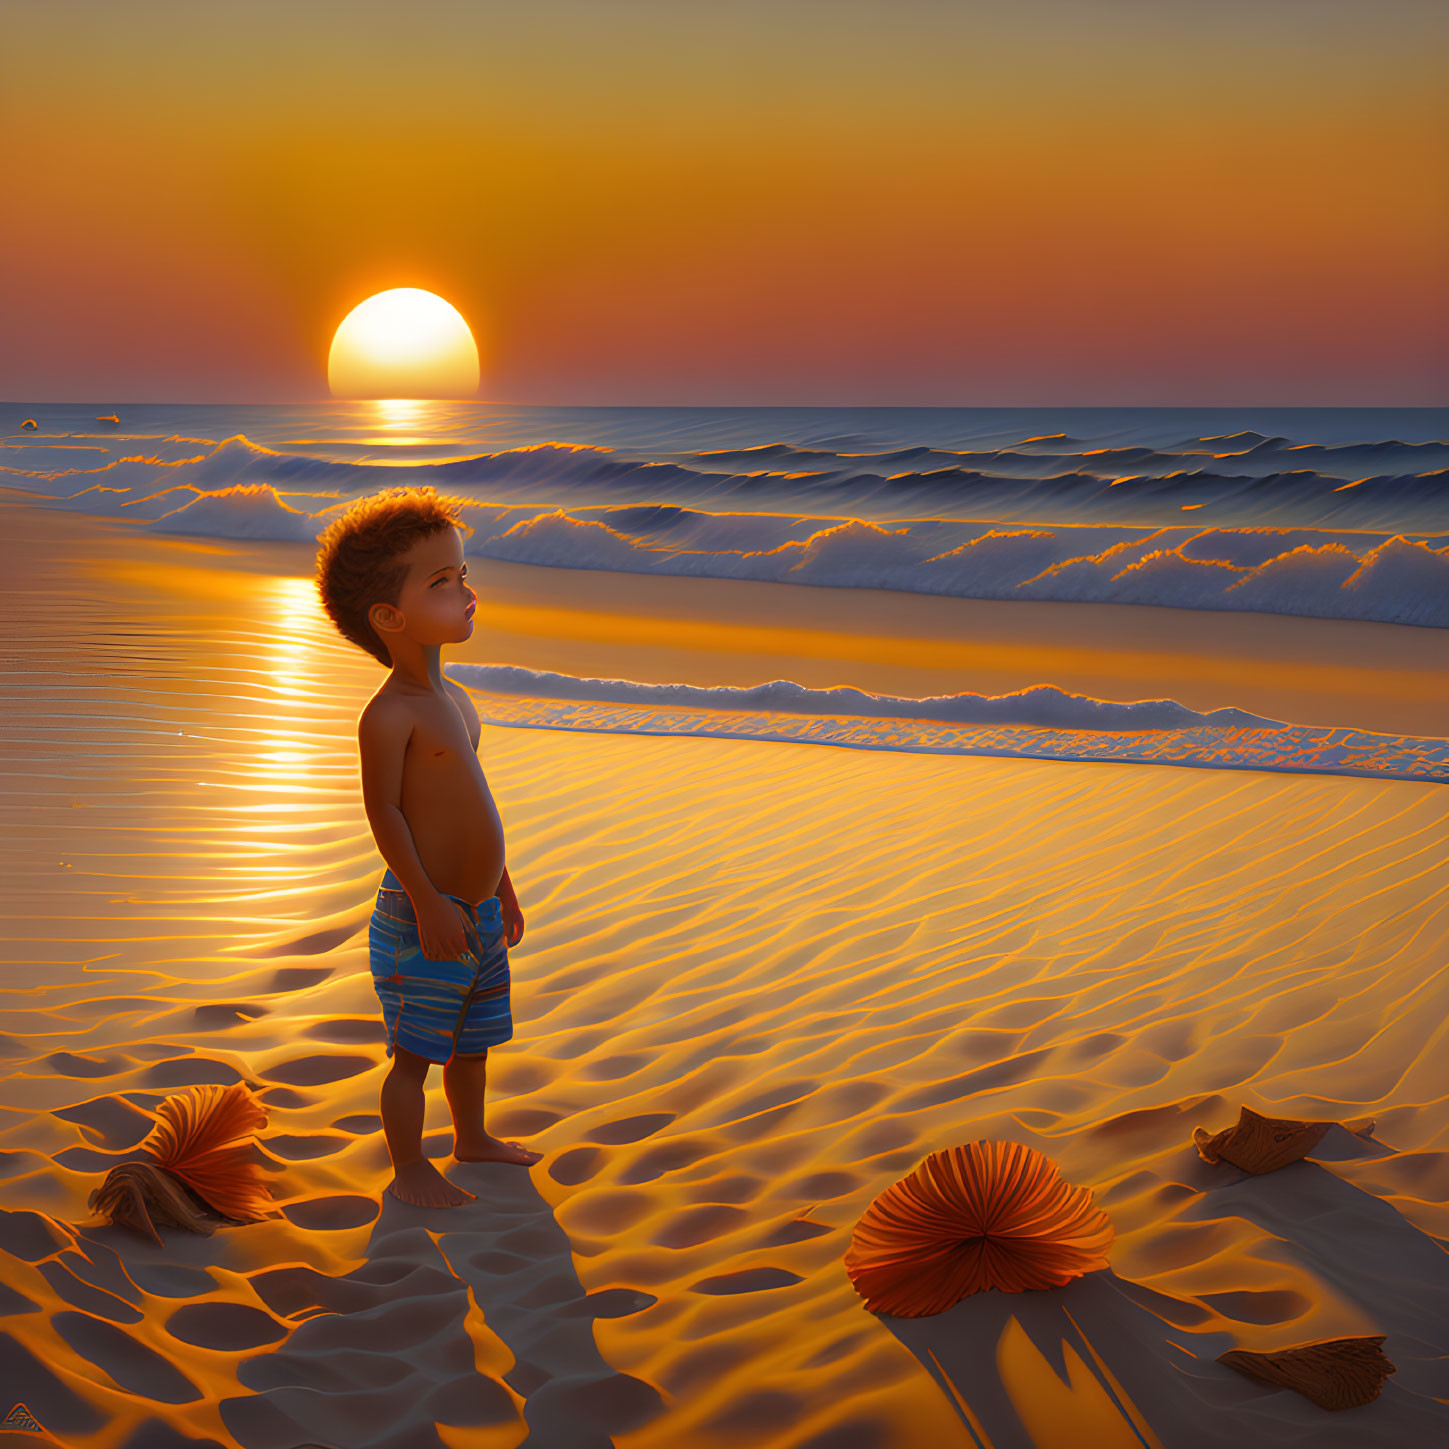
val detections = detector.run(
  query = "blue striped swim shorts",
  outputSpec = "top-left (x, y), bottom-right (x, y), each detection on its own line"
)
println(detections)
top-left (368, 868), bottom-right (513, 1063)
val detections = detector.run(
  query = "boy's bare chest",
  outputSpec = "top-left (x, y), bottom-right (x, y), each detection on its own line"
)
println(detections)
top-left (400, 694), bottom-right (481, 775)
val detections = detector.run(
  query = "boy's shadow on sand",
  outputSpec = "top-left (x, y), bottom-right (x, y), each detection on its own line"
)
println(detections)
top-left (879, 1145), bottom-right (1449, 1449)
top-left (221, 1160), bottom-right (666, 1449)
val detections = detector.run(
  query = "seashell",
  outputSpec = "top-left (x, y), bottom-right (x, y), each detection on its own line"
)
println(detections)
top-left (86, 1161), bottom-right (230, 1244)
top-left (1194, 1106), bottom-right (1376, 1174)
top-left (1218, 1335), bottom-right (1395, 1410)
top-left (843, 1140), bottom-right (1114, 1317)
top-left (87, 1082), bottom-right (271, 1240)
top-left (139, 1081), bottom-right (272, 1221)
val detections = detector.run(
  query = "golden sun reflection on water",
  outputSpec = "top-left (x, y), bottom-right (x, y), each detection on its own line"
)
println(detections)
top-left (239, 575), bottom-right (342, 822)
top-left (365, 398), bottom-right (442, 445)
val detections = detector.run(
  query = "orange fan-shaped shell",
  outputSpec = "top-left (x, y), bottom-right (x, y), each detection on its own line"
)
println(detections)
top-left (844, 1141), bottom-right (1114, 1317)
top-left (137, 1081), bottom-right (272, 1222)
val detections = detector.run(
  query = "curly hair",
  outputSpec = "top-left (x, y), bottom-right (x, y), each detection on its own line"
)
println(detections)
top-left (313, 485), bottom-right (473, 667)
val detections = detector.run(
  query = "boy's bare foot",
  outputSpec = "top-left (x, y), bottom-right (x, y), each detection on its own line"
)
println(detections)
top-left (386, 1158), bottom-right (478, 1207)
top-left (453, 1132), bottom-right (543, 1166)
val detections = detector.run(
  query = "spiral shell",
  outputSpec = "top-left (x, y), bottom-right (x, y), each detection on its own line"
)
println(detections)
top-left (86, 1082), bottom-right (271, 1240)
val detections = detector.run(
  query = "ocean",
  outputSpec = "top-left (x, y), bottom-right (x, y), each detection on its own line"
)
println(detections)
top-left (3, 400), bottom-right (1446, 783)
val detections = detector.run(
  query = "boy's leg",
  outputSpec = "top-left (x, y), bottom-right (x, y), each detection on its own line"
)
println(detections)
top-left (380, 1045), bottom-right (477, 1206)
top-left (444, 1049), bottom-right (542, 1166)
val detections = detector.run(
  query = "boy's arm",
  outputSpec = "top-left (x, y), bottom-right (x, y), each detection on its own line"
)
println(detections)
top-left (358, 698), bottom-right (440, 908)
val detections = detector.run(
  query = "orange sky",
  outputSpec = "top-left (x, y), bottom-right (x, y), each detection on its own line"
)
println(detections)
top-left (2, 0), bottom-right (1446, 404)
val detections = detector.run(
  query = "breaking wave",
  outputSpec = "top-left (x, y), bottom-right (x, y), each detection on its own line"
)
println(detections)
top-left (2, 412), bottom-right (1445, 627)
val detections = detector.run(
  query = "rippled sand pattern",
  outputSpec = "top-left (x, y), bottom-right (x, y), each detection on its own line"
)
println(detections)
top-left (3, 497), bottom-right (1448, 1449)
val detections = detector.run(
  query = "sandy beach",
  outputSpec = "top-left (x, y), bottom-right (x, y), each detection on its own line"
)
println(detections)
top-left (3, 492), bottom-right (1448, 1449)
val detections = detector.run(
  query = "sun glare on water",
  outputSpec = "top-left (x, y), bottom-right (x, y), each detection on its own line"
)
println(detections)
top-left (327, 287), bottom-right (480, 399)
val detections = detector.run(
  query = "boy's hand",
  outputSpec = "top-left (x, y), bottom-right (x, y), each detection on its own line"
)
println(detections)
top-left (501, 899), bottom-right (524, 948)
top-left (415, 894), bottom-right (477, 961)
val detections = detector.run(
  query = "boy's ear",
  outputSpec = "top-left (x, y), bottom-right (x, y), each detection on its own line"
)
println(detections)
top-left (369, 601), bottom-right (404, 634)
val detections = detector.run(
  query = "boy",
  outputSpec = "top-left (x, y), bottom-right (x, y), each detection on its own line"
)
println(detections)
top-left (314, 484), bottom-right (542, 1207)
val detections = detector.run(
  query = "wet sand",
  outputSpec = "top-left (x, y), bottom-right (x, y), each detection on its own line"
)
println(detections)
top-left (2, 493), bottom-right (1448, 1448)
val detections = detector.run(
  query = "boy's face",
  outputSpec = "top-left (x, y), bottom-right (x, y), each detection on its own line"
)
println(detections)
top-left (368, 526), bottom-right (476, 654)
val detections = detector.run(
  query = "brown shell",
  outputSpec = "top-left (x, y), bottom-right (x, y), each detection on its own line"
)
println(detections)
top-left (1193, 1106), bottom-right (1376, 1174)
top-left (86, 1161), bottom-right (229, 1243)
top-left (843, 1141), bottom-right (1114, 1317)
top-left (1218, 1336), bottom-right (1395, 1410)
top-left (86, 1082), bottom-right (271, 1239)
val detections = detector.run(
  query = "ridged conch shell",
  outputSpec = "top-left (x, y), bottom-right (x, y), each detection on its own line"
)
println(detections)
top-left (87, 1082), bottom-right (271, 1242)
top-left (843, 1141), bottom-right (1114, 1316)
top-left (1218, 1336), bottom-right (1395, 1410)
top-left (1194, 1106), bottom-right (1376, 1174)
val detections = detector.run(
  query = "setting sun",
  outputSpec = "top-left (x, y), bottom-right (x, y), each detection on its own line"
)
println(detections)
top-left (327, 288), bottom-right (479, 399)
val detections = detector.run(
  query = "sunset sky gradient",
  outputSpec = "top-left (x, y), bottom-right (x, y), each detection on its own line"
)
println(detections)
top-left (3, 0), bottom-right (1446, 405)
